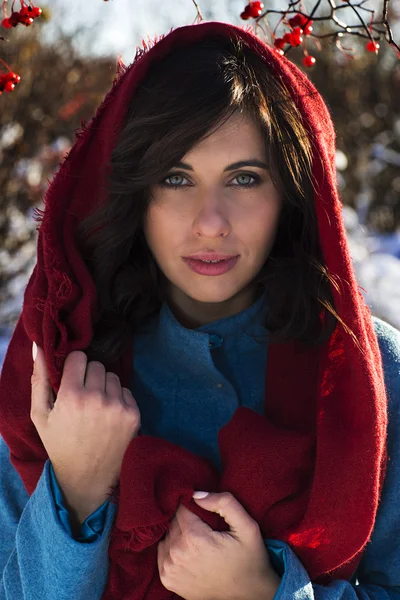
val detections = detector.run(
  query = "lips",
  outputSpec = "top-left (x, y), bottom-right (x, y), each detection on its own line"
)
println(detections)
top-left (183, 256), bottom-right (239, 276)
top-left (193, 258), bottom-right (226, 263)
top-left (185, 254), bottom-right (239, 262)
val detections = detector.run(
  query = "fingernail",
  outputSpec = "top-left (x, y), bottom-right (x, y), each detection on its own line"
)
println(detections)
top-left (32, 342), bottom-right (37, 362)
top-left (193, 491), bottom-right (209, 499)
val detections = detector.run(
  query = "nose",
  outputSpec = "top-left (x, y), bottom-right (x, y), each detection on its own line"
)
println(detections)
top-left (192, 192), bottom-right (231, 238)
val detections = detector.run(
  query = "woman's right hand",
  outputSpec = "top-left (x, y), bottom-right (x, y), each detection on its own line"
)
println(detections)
top-left (30, 344), bottom-right (141, 525)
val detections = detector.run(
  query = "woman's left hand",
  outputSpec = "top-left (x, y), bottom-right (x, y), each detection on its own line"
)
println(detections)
top-left (157, 491), bottom-right (281, 600)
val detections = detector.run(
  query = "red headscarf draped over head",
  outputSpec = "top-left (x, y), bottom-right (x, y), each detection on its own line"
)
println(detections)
top-left (0, 20), bottom-right (388, 597)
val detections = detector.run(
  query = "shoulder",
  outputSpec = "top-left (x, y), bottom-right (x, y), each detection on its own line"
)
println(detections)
top-left (372, 316), bottom-right (400, 366)
top-left (371, 317), bottom-right (400, 490)
top-left (371, 316), bottom-right (400, 408)
top-left (356, 319), bottom-right (400, 581)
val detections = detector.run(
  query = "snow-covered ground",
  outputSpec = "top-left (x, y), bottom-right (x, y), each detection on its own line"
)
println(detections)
top-left (0, 203), bottom-right (399, 373)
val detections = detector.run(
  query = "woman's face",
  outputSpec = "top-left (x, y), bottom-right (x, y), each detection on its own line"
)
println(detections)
top-left (144, 111), bottom-right (283, 328)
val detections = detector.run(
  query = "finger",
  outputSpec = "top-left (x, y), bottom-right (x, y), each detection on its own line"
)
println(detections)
top-left (31, 344), bottom-right (55, 422)
top-left (121, 387), bottom-right (140, 412)
top-left (168, 514), bottom-right (182, 538)
top-left (59, 351), bottom-right (88, 392)
top-left (175, 504), bottom-right (210, 533)
top-left (157, 538), bottom-right (167, 574)
top-left (84, 361), bottom-right (106, 392)
top-left (192, 492), bottom-right (258, 540)
top-left (105, 371), bottom-right (122, 398)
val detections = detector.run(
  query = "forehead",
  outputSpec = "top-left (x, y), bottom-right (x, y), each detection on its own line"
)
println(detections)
top-left (186, 112), bottom-right (265, 157)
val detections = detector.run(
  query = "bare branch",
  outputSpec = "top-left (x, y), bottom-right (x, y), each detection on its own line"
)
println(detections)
top-left (191, 0), bottom-right (204, 22)
top-left (253, 0), bottom-right (400, 57)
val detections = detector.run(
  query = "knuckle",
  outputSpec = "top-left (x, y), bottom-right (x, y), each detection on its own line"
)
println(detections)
top-left (164, 554), bottom-right (175, 572)
top-left (65, 385), bottom-right (83, 403)
top-left (107, 372), bottom-right (120, 381)
top-left (89, 361), bottom-right (105, 371)
top-left (218, 491), bottom-right (235, 508)
top-left (30, 373), bottom-right (39, 387)
top-left (168, 545), bottom-right (182, 562)
top-left (246, 518), bottom-right (260, 538)
top-left (159, 569), bottom-right (172, 590)
top-left (66, 350), bottom-right (87, 363)
top-left (127, 407), bottom-right (141, 425)
top-left (88, 389), bottom-right (106, 405)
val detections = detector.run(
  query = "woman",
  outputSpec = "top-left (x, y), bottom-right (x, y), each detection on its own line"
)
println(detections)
top-left (0, 19), bottom-right (399, 600)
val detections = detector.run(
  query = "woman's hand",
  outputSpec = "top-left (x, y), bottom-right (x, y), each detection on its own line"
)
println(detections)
top-left (157, 491), bottom-right (281, 600)
top-left (30, 344), bottom-right (141, 525)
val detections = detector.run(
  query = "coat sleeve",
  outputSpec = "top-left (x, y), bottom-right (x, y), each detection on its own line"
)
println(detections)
top-left (264, 317), bottom-right (400, 600)
top-left (49, 462), bottom-right (109, 542)
top-left (0, 437), bottom-right (118, 600)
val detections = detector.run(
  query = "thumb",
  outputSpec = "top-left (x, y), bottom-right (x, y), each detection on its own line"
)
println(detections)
top-left (192, 491), bottom-right (257, 540)
top-left (31, 342), bottom-right (55, 420)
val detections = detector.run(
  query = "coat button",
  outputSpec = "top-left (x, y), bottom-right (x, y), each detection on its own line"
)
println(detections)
top-left (209, 334), bottom-right (223, 349)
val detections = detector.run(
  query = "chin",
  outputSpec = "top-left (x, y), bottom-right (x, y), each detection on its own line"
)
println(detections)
top-left (181, 284), bottom-right (244, 305)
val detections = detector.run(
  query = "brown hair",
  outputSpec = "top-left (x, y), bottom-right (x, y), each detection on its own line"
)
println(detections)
top-left (76, 34), bottom-right (340, 365)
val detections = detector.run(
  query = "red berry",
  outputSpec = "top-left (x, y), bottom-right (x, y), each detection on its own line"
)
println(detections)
top-left (19, 16), bottom-right (34, 26)
top-left (4, 81), bottom-right (15, 92)
top-left (8, 11), bottom-right (21, 26)
top-left (366, 40), bottom-right (380, 53)
top-left (298, 15), bottom-right (310, 26)
top-left (292, 26), bottom-right (303, 36)
top-left (290, 36), bottom-right (302, 47)
top-left (289, 14), bottom-right (309, 28)
top-left (31, 6), bottom-right (42, 17)
top-left (288, 15), bottom-right (302, 28)
top-left (303, 56), bottom-right (316, 67)
top-left (303, 23), bottom-right (313, 35)
top-left (283, 32), bottom-right (292, 43)
top-left (5, 71), bottom-right (21, 83)
top-left (1, 18), bottom-right (13, 28)
top-left (274, 37), bottom-right (286, 50)
top-left (289, 32), bottom-right (303, 46)
top-left (240, 10), bottom-right (250, 19)
top-left (247, 1), bottom-right (263, 18)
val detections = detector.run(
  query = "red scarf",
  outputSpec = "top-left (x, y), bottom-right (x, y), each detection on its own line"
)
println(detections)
top-left (0, 21), bottom-right (388, 596)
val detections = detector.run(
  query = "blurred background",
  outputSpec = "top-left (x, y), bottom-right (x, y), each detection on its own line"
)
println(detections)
top-left (1, 0), bottom-right (400, 368)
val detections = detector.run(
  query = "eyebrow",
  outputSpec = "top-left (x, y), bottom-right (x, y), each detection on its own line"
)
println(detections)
top-left (173, 159), bottom-right (270, 172)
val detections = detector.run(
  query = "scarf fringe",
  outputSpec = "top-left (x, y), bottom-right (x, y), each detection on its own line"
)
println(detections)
top-left (112, 522), bottom-right (170, 552)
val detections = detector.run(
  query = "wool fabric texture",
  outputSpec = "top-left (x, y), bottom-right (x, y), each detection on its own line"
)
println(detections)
top-left (0, 20), bottom-right (389, 599)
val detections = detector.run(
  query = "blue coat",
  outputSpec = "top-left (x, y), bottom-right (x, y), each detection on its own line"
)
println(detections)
top-left (1, 295), bottom-right (400, 599)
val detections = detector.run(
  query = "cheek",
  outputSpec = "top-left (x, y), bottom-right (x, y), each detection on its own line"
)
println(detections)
top-left (144, 205), bottom-right (183, 256)
top-left (240, 200), bottom-right (281, 246)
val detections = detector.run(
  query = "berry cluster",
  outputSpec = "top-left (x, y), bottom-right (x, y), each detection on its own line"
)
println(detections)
top-left (240, 6), bottom-right (383, 67)
top-left (271, 14), bottom-right (316, 67)
top-left (240, 2), bottom-right (264, 20)
top-left (0, 71), bottom-right (21, 95)
top-left (2, 2), bottom-right (42, 29)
